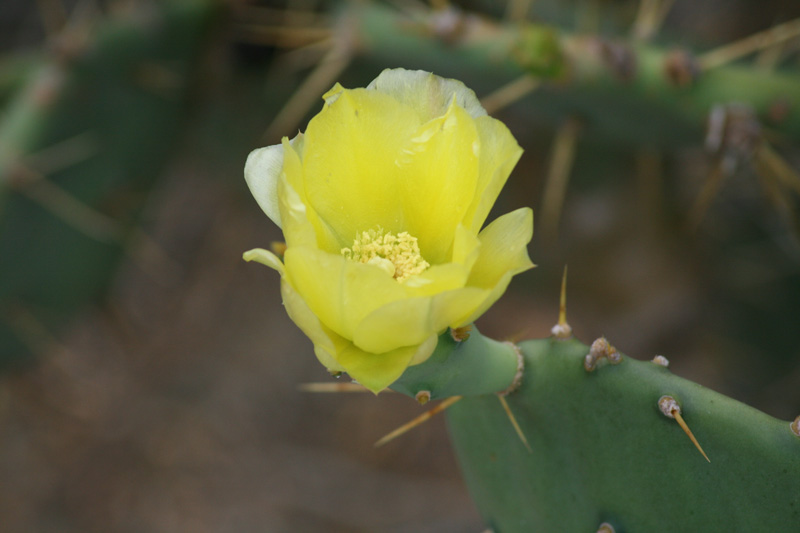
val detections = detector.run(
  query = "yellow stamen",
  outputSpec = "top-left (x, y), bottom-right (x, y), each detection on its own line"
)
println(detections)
top-left (342, 227), bottom-right (430, 282)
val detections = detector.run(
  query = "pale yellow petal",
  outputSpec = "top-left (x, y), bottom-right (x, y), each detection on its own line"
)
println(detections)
top-left (244, 133), bottom-right (304, 229)
top-left (242, 248), bottom-right (284, 275)
top-left (468, 207), bottom-right (534, 289)
top-left (283, 246), bottom-right (407, 340)
top-left (451, 208), bottom-right (534, 326)
top-left (278, 178), bottom-right (327, 250)
top-left (338, 334), bottom-right (438, 393)
top-left (302, 87), bottom-right (423, 242)
top-left (281, 278), bottom-right (345, 372)
top-left (351, 297), bottom-right (436, 353)
top-left (278, 140), bottom-right (341, 253)
top-left (396, 101), bottom-right (480, 264)
top-left (353, 286), bottom-right (487, 354)
top-left (457, 272), bottom-right (515, 327)
top-left (244, 144), bottom-right (283, 228)
top-left (313, 346), bottom-right (342, 373)
top-left (451, 223), bottom-right (481, 272)
top-left (402, 262), bottom-right (468, 296)
top-left (407, 333), bottom-right (439, 366)
top-left (286, 270), bottom-right (439, 390)
top-left (435, 286), bottom-right (493, 328)
top-left (367, 68), bottom-right (487, 120)
top-left (464, 116), bottom-right (523, 232)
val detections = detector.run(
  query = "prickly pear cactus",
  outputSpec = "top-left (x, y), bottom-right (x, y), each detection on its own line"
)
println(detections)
top-left (240, 5), bottom-right (800, 530)
top-left (444, 336), bottom-right (800, 532)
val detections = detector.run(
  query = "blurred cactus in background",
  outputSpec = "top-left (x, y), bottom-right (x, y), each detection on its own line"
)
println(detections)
top-left (0, 0), bottom-right (218, 368)
top-left (1, 0), bottom-right (799, 531)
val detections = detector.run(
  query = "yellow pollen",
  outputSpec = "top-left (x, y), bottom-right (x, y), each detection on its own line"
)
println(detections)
top-left (341, 228), bottom-right (430, 282)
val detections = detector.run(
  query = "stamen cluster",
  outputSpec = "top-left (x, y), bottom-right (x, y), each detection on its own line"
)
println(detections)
top-left (342, 228), bottom-right (430, 282)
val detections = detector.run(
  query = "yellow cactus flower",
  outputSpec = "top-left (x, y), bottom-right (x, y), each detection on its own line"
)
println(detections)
top-left (244, 68), bottom-right (534, 393)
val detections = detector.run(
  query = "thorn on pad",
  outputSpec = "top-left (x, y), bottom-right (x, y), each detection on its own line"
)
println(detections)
top-left (497, 394), bottom-right (532, 453)
top-left (299, 382), bottom-right (373, 393)
top-left (658, 395), bottom-right (711, 462)
top-left (374, 396), bottom-right (462, 447)
top-left (551, 265), bottom-right (572, 339)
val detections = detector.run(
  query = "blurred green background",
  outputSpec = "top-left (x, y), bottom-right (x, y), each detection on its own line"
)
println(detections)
top-left (1, 0), bottom-right (799, 531)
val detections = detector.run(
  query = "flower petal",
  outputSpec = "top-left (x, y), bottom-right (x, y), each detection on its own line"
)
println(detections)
top-left (459, 271), bottom-right (516, 327)
top-left (407, 334), bottom-right (440, 366)
top-left (352, 297), bottom-right (435, 353)
top-left (285, 275), bottom-right (438, 392)
top-left (456, 208), bottom-right (535, 326)
top-left (338, 334), bottom-right (438, 393)
top-left (451, 223), bottom-right (481, 272)
top-left (352, 287), bottom-right (487, 353)
top-left (302, 86), bottom-right (423, 243)
top-left (283, 246), bottom-right (407, 340)
top-left (243, 248), bottom-right (284, 275)
top-left (281, 278), bottom-right (345, 372)
top-left (244, 133), bottom-right (304, 229)
top-left (469, 207), bottom-right (535, 288)
top-left (402, 262), bottom-right (468, 296)
top-left (367, 68), bottom-right (487, 120)
top-left (279, 140), bottom-right (341, 253)
top-left (395, 100), bottom-right (480, 264)
top-left (464, 116), bottom-right (524, 232)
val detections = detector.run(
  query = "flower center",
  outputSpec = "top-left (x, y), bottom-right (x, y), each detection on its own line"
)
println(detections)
top-left (341, 228), bottom-right (430, 282)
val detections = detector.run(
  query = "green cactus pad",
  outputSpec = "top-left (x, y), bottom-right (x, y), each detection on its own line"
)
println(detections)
top-left (446, 337), bottom-right (800, 532)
